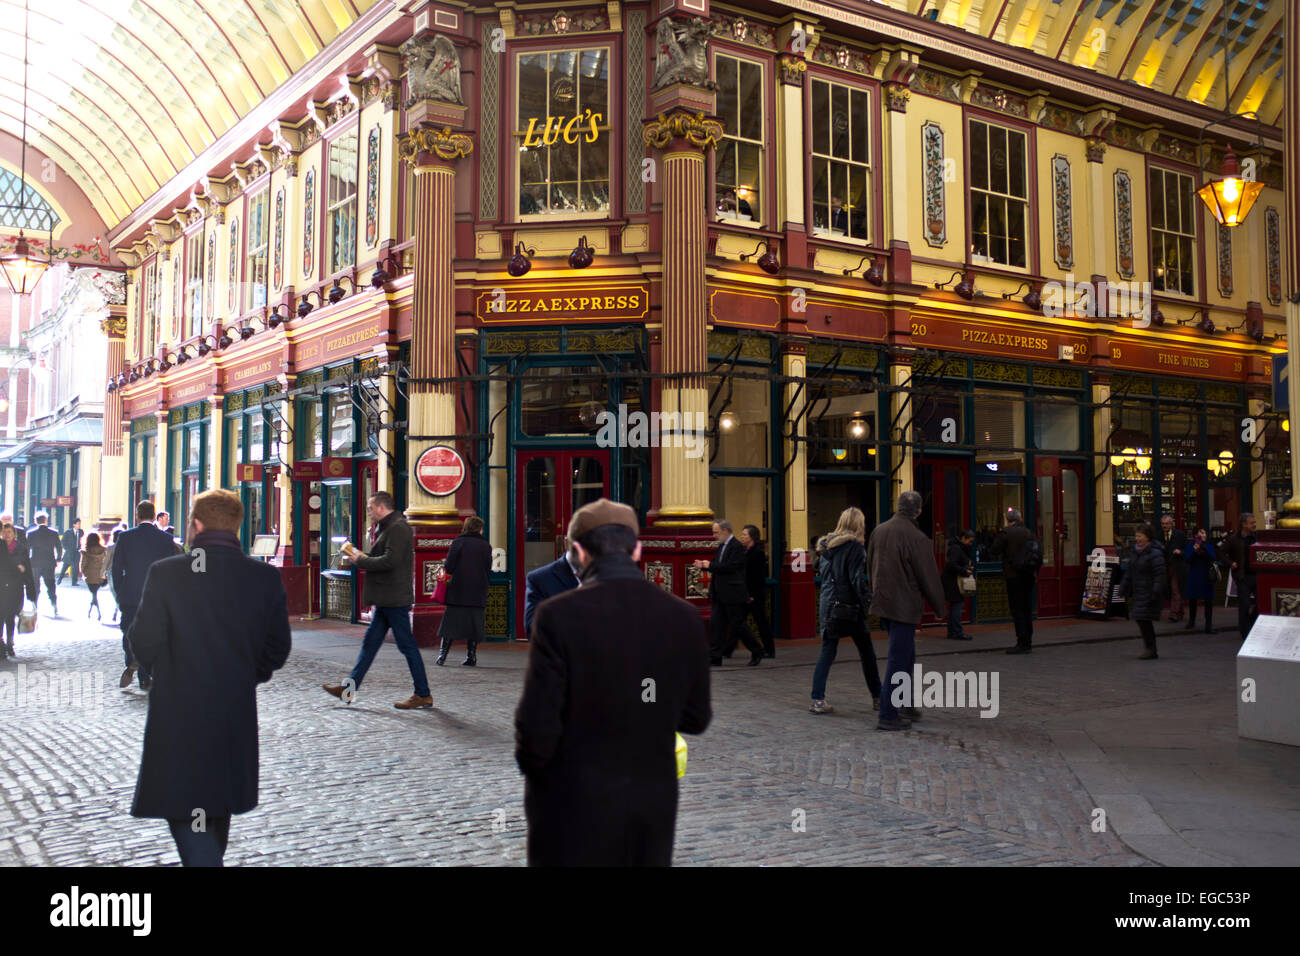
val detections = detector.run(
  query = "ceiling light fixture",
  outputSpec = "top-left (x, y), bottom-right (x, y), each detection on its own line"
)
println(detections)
top-left (0, 0), bottom-right (51, 296)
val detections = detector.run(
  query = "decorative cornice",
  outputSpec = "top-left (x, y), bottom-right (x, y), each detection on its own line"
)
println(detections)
top-left (100, 315), bottom-right (128, 337)
top-left (398, 125), bottom-right (474, 164)
top-left (642, 110), bottom-right (724, 151)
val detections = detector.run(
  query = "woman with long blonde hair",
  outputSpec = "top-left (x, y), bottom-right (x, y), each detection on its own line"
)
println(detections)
top-left (809, 506), bottom-right (880, 714)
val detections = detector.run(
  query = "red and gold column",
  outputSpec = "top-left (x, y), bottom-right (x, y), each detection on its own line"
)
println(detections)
top-left (398, 123), bottom-right (473, 644)
top-left (643, 110), bottom-right (723, 534)
top-left (99, 313), bottom-right (128, 532)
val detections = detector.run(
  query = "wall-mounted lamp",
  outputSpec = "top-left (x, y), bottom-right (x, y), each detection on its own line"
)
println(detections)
top-left (297, 293), bottom-right (316, 318)
top-left (1001, 280), bottom-right (1041, 311)
top-left (739, 240), bottom-right (780, 275)
top-left (1191, 309), bottom-right (1215, 334)
top-left (718, 410), bottom-right (738, 431)
top-left (328, 274), bottom-right (357, 304)
top-left (116, 373), bottom-right (128, 388)
top-left (848, 416), bottom-right (867, 439)
top-left (175, 346), bottom-right (190, 364)
top-left (1152, 307), bottom-right (1165, 327)
top-left (128, 368), bottom-right (140, 383)
top-left (268, 308), bottom-right (285, 330)
top-left (842, 255), bottom-right (885, 286)
top-left (568, 235), bottom-right (594, 269)
top-left (1226, 317), bottom-right (1264, 342)
top-left (935, 270), bottom-right (975, 300)
top-left (106, 378), bottom-right (116, 393)
top-left (508, 242), bottom-right (536, 277)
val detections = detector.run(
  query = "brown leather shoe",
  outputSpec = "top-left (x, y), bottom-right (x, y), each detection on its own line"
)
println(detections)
top-left (394, 694), bottom-right (433, 710)
top-left (322, 683), bottom-right (345, 699)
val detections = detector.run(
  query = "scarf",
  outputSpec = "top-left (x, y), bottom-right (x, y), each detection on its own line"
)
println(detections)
top-left (577, 552), bottom-right (643, 585)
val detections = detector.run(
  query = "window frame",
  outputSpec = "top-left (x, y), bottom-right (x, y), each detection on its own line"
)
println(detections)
top-left (1146, 160), bottom-right (1201, 299)
top-left (964, 110), bottom-right (1036, 274)
top-left (326, 121), bottom-right (360, 277)
top-left (510, 42), bottom-right (615, 223)
top-left (184, 226), bottom-right (204, 341)
top-left (140, 256), bottom-right (159, 359)
top-left (804, 69), bottom-right (881, 248)
top-left (711, 48), bottom-right (769, 229)
top-left (244, 188), bottom-right (271, 314)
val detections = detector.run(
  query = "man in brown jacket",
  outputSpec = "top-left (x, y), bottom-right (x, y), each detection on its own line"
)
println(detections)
top-left (866, 490), bottom-right (946, 731)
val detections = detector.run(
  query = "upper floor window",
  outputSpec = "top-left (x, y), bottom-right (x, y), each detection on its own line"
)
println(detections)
top-left (328, 127), bottom-right (359, 275)
top-left (516, 48), bottom-right (610, 218)
top-left (969, 119), bottom-right (1028, 268)
top-left (245, 191), bottom-right (270, 312)
top-left (140, 258), bottom-right (158, 358)
top-left (0, 168), bottom-right (58, 232)
top-left (1149, 167), bottom-right (1196, 296)
top-left (184, 230), bottom-right (203, 340)
top-left (714, 54), bottom-right (763, 223)
top-left (810, 78), bottom-right (870, 241)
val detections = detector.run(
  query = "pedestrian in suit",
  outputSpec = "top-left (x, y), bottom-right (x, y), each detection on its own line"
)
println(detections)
top-left (695, 519), bottom-right (764, 667)
top-left (112, 501), bottom-right (182, 691)
top-left (866, 491), bottom-right (947, 731)
top-left (156, 512), bottom-right (176, 538)
top-left (523, 547), bottom-right (580, 638)
top-left (1122, 523), bottom-right (1166, 660)
top-left (990, 509), bottom-right (1038, 653)
top-left (26, 514), bottom-right (62, 616)
top-left (737, 525), bottom-right (775, 658)
top-left (437, 515), bottom-right (493, 666)
top-left (942, 528), bottom-right (975, 641)
top-left (809, 507), bottom-right (881, 715)
top-left (323, 491), bottom-right (429, 709)
top-left (57, 519), bottom-right (83, 586)
top-left (128, 489), bottom-right (291, 866)
top-left (0, 524), bottom-right (29, 658)
top-left (1159, 515), bottom-right (1187, 621)
top-left (1184, 527), bottom-right (1217, 634)
top-left (1223, 513), bottom-right (1259, 639)
top-left (515, 498), bottom-right (711, 866)
top-left (1, 513), bottom-right (37, 605)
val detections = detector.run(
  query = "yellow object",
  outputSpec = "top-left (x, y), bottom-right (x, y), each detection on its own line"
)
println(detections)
top-left (675, 733), bottom-right (688, 778)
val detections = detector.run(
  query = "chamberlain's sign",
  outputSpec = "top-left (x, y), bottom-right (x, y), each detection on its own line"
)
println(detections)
top-left (476, 283), bottom-right (649, 323)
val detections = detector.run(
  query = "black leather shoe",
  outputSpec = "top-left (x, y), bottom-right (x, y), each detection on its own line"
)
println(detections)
top-left (747, 654), bottom-right (762, 666)
top-left (900, 706), bottom-right (922, 720)
top-left (876, 716), bottom-right (913, 731)
top-left (947, 634), bottom-right (973, 641)
top-left (1005, 644), bottom-right (1031, 654)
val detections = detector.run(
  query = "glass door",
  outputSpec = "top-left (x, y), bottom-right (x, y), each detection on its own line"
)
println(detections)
top-left (917, 458), bottom-right (970, 623)
top-left (1035, 458), bottom-right (1085, 617)
top-left (515, 448), bottom-right (610, 636)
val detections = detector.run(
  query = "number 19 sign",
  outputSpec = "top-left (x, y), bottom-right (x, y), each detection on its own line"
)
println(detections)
top-left (415, 445), bottom-right (466, 497)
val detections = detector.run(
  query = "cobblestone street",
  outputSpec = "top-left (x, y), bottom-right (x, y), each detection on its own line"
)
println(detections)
top-left (4, 585), bottom-right (1298, 867)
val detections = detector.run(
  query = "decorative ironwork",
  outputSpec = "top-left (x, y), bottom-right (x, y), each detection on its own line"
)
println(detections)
top-left (365, 126), bottom-right (380, 248)
top-left (1033, 367), bottom-right (1084, 389)
top-left (644, 562), bottom-right (673, 593)
top-left (625, 9), bottom-right (647, 214)
top-left (685, 564), bottom-right (710, 600)
top-left (169, 408), bottom-right (183, 426)
top-left (226, 391), bottom-right (246, 412)
top-left (922, 122), bottom-right (946, 248)
top-left (1265, 207), bottom-right (1281, 306)
top-left (227, 216), bottom-right (239, 312)
top-left (1273, 589), bottom-right (1300, 617)
top-left (972, 361), bottom-right (1028, 384)
top-left (1206, 384), bottom-right (1239, 403)
top-left (1051, 154), bottom-right (1073, 269)
top-left (566, 331), bottom-right (639, 353)
top-left (1114, 170), bottom-right (1135, 279)
top-left (479, 19), bottom-right (500, 221)
top-left (422, 559), bottom-right (445, 594)
top-left (485, 331), bottom-right (562, 355)
top-left (1216, 222), bottom-right (1233, 298)
top-left (297, 369), bottom-right (326, 389)
top-left (302, 169), bottom-right (315, 280)
top-left (1163, 382), bottom-right (1198, 401)
top-left (642, 111), bottom-right (723, 150)
top-left (185, 403), bottom-right (203, 422)
top-left (131, 417), bottom-right (157, 436)
top-left (486, 581), bottom-right (508, 638)
top-left (1254, 550), bottom-right (1300, 565)
top-left (273, 187), bottom-right (285, 290)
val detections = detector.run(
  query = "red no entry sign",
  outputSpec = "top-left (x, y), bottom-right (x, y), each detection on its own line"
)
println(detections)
top-left (415, 445), bottom-right (466, 496)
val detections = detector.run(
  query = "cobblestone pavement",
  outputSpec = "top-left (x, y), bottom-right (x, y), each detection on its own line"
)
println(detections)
top-left (4, 585), bottom-right (1294, 867)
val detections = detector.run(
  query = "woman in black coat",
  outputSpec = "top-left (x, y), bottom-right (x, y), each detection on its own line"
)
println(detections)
top-left (438, 515), bottom-right (493, 666)
top-left (1122, 523), bottom-right (1166, 660)
top-left (1184, 527), bottom-right (1218, 634)
top-left (740, 525), bottom-right (775, 658)
top-left (0, 523), bottom-right (29, 657)
top-left (940, 528), bottom-right (975, 640)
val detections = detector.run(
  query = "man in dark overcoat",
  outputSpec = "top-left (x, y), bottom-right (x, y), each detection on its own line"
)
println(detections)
top-left (26, 513), bottom-right (61, 615)
top-left (695, 519), bottom-right (764, 666)
top-left (113, 500), bottom-right (182, 691)
top-left (522, 547), bottom-right (579, 638)
top-left (515, 498), bottom-right (711, 866)
top-left (58, 518), bottom-right (83, 586)
top-left (128, 489), bottom-right (291, 866)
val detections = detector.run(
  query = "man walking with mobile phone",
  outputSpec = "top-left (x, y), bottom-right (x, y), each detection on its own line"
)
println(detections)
top-left (321, 491), bottom-right (431, 710)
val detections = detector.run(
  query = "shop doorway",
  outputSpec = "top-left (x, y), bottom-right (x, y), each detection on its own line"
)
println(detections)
top-left (515, 449), bottom-right (609, 636)
top-left (1034, 458), bottom-right (1085, 617)
top-left (917, 458), bottom-right (970, 624)
top-left (1163, 465), bottom-right (1202, 532)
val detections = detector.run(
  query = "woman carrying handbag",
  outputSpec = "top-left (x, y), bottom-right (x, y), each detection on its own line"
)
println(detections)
top-left (808, 507), bottom-right (881, 714)
top-left (0, 523), bottom-right (30, 657)
top-left (941, 528), bottom-right (976, 641)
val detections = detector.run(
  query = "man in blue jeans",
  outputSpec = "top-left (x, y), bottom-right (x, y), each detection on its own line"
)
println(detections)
top-left (322, 491), bottom-right (431, 710)
top-left (865, 491), bottom-right (947, 731)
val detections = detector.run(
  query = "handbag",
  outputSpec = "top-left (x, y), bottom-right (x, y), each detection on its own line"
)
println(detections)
top-left (18, 601), bottom-right (36, 634)
top-left (958, 574), bottom-right (977, 595)
top-left (431, 572), bottom-right (448, 605)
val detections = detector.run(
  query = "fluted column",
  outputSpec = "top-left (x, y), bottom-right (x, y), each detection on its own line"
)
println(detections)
top-left (1280, 1), bottom-right (1300, 526)
top-left (644, 110), bottom-right (723, 532)
top-left (99, 315), bottom-right (128, 531)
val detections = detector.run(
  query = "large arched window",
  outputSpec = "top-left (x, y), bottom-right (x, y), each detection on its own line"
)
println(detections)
top-left (0, 169), bottom-right (59, 231)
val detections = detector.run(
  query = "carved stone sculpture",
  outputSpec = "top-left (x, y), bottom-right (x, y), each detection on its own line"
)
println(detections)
top-left (401, 33), bottom-right (463, 105)
top-left (652, 17), bottom-right (713, 90)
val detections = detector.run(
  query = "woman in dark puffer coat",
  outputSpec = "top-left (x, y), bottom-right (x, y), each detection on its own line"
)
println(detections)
top-left (1122, 523), bottom-right (1166, 660)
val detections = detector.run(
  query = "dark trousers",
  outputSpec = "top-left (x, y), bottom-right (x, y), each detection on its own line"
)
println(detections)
top-left (747, 593), bottom-right (775, 656)
top-left (167, 815), bottom-right (231, 867)
top-left (33, 565), bottom-right (56, 610)
top-left (57, 556), bottom-right (80, 586)
top-left (2, 612), bottom-right (14, 647)
top-left (1007, 575), bottom-right (1035, 647)
top-left (879, 619), bottom-right (917, 721)
top-left (1138, 619), bottom-right (1157, 652)
top-left (709, 600), bottom-right (762, 661)
top-left (1237, 575), bottom-right (1258, 639)
top-left (349, 605), bottom-right (430, 697)
top-left (1187, 599), bottom-right (1213, 630)
top-left (811, 618), bottom-right (880, 701)
top-left (946, 599), bottom-right (966, 638)
top-left (120, 604), bottom-right (151, 685)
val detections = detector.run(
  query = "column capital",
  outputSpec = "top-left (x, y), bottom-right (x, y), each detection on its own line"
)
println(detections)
top-left (100, 316), bottom-right (127, 338)
top-left (642, 110), bottom-right (724, 152)
top-left (398, 125), bottom-right (474, 167)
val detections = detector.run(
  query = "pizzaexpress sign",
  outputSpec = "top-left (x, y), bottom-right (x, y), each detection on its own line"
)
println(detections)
top-left (476, 283), bottom-right (649, 323)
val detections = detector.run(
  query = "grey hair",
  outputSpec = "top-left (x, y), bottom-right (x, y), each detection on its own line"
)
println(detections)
top-left (716, 519), bottom-right (733, 533)
top-left (897, 491), bottom-right (923, 519)
top-left (1006, 508), bottom-right (1023, 523)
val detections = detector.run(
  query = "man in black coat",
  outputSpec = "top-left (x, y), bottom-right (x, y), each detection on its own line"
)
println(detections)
top-left (1224, 512), bottom-right (1259, 639)
top-left (990, 509), bottom-right (1038, 654)
top-left (516, 498), bottom-right (711, 866)
top-left (323, 490), bottom-right (430, 709)
top-left (1159, 515), bottom-right (1188, 621)
top-left (129, 489), bottom-right (291, 866)
top-left (113, 501), bottom-right (183, 691)
top-left (695, 519), bottom-right (764, 667)
top-left (57, 518), bottom-right (83, 586)
top-left (26, 513), bottom-right (62, 616)
top-left (522, 549), bottom-right (580, 638)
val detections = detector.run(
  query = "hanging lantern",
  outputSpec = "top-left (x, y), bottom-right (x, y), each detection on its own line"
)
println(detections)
top-left (1196, 149), bottom-right (1263, 227)
top-left (0, 232), bottom-right (50, 296)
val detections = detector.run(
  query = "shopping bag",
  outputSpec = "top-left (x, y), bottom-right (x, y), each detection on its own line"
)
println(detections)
top-left (431, 573), bottom-right (448, 605)
top-left (958, 575), bottom-right (977, 595)
top-left (18, 602), bottom-right (36, 633)
top-left (675, 733), bottom-right (688, 778)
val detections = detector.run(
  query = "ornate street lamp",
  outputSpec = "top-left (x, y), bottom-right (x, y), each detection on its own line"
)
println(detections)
top-left (1196, 148), bottom-right (1263, 227)
top-left (0, 0), bottom-right (51, 296)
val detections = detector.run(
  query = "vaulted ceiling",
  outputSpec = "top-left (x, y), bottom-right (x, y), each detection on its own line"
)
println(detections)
top-left (0, 0), bottom-right (381, 230)
top-left (891, 0), bottom-right (1284, 124)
